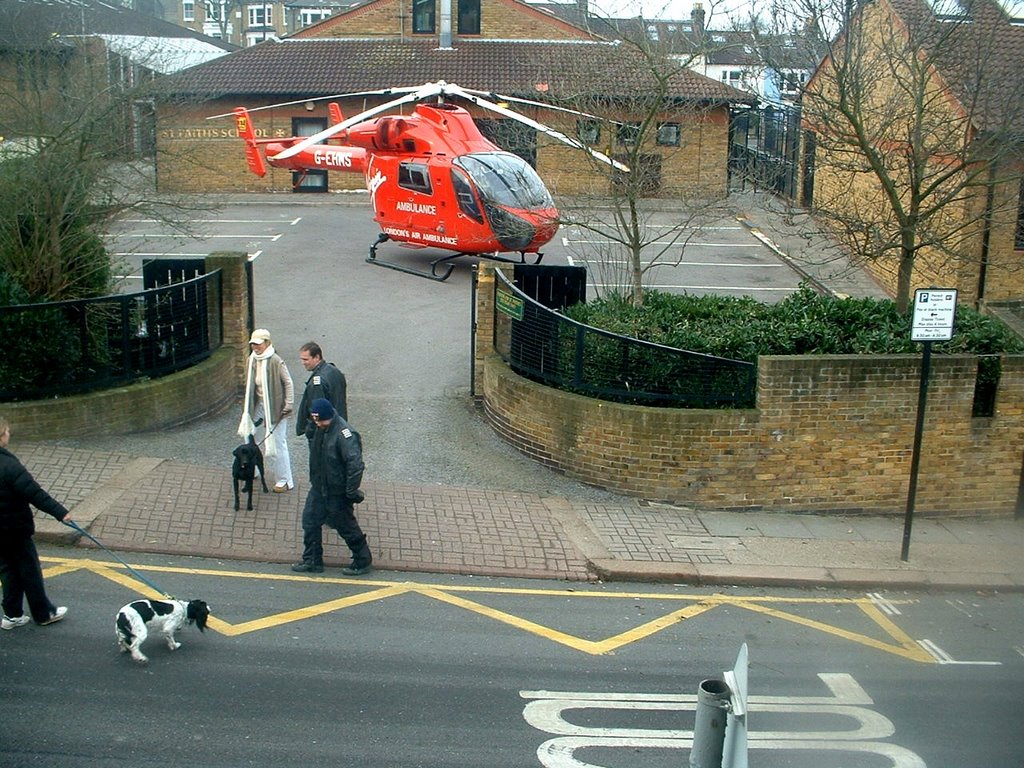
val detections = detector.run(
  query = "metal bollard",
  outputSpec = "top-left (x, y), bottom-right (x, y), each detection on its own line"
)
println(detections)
top-left (690, 678), bottom-right (731, 768)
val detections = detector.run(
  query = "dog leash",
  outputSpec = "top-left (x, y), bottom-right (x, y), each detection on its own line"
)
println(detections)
top-left (63, 520), bottom-right (176, 600)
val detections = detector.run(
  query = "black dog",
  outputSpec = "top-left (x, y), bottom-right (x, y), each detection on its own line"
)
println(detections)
top-left (232, 435), bottom-right (268, 510)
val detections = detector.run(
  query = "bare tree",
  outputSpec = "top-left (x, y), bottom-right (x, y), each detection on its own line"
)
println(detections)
top-left (0, 15), bottom-right (210, 302)
top-left (545, 29), bottom-right (739, 306)
top-left (758, 0), bottom-right (1024, 311)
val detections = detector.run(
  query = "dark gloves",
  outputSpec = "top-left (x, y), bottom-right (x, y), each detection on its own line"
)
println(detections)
top-left (347, 489), bottom-right (365, 504)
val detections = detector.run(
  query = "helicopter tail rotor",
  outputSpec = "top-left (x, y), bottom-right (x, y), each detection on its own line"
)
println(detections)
top-left (233, 107), bottom-right (267, 178)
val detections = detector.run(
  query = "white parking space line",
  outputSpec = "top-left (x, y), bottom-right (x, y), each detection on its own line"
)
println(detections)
top-left (112, 233), bottom-right (283, 240)
top-left (589, 283), bottom-right (792, 292)
top-left (119, 218), bottom-right (301, 225)
top-left (571, 259), bottom-right (784, 268)
top-left (113, 252), bottom-right (211, 257)
top-left (564, 237), bottom-right (762, 248)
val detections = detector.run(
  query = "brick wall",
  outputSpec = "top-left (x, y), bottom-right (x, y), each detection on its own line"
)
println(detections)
top-left (2, 253), bottom-right (252, 440)
top-left (476, 273), bottom-right (1024, 514)
top-left (296, 0), bottom-right (592, 39)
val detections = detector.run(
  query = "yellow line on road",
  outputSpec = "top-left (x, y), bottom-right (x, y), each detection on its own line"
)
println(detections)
top-left (41, 555), bottom-right (929, 660)
top-left (212, 584), bottom-right (415, 636)
top-left (736, 600), bottom-right (935, 663)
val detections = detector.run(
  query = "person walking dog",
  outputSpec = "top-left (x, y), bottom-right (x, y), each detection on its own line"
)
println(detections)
top-left (238, 328), bottom-right (295, 493)
top-left (0, 416), bottom-right (70, 629)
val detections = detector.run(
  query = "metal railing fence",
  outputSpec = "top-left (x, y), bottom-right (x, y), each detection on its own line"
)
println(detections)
top-left (0, 270), bottom-right (223, 401)
top-left (494, 270), bottom-right (756, 408)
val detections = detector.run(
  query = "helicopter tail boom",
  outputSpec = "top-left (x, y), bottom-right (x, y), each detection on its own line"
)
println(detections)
top-left (233, 107), bottom-right (267, 178)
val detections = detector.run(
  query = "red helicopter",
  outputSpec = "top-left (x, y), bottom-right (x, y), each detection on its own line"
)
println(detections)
top-left (215, 82), bottom-right (626, 280)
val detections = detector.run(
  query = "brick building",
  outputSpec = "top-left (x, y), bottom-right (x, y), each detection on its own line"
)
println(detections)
top-left (153, 0), bottom-right (752, 197)
top-left (802, 0), bottom-right (1024, 304)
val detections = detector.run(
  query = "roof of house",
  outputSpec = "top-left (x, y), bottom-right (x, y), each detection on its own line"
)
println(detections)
top-left (0, 0), bottom-right (234, 57)
top-left (158, 37), bottom-right (754, 104)
top-left (853, 0), bottom-right (1024, 134)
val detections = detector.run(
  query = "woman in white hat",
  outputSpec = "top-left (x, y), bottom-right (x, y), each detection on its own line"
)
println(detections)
top-left (238, 329), bottom-right (295, 492)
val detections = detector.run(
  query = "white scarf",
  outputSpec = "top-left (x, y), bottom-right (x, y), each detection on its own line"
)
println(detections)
top-left (237, 344), bottom-right (278, 459)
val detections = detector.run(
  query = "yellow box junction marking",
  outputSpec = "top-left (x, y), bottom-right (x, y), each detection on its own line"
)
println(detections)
top-left (42, 556), bottom-right (930, 662)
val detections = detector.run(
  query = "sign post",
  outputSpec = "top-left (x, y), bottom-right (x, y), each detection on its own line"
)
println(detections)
top-left (902, 288), bottom-right (957, 561)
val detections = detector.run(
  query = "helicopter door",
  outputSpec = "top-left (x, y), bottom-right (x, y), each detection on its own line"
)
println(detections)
top-left (291, 117), bottom-right (328, 192)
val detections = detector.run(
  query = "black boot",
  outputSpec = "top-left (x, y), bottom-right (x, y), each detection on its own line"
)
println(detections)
top-left (341, 537), bottom-right (372, 575)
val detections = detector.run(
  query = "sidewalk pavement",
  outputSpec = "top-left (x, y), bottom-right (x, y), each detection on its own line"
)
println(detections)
top-left (26, 444), bottom-right (1024, 592)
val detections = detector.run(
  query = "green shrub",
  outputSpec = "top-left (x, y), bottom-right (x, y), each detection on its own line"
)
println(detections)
top-left (565, 284), bottom-right (1024, 361)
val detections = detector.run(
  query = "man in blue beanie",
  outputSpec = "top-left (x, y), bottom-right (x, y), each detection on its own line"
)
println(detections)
top-left (291, 398), bottom-right (372, 575)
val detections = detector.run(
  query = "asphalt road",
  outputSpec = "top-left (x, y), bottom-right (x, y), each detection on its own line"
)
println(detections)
top-left (3, 550), bottom-right (1023, 768)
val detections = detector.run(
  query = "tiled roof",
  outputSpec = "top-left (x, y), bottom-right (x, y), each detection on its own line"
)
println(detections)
top-left (0, 0), bottom-right (234, 51)
top-left (882, 0), bottom-right (1024, 134)
top-left (159, 37), bottom-right (753, 104)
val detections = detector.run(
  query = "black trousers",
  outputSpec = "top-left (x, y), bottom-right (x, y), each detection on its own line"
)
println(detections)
top-left (300, 487), bottom-right (371, 567)
top-left (0, 536), bottom-right (57, 622)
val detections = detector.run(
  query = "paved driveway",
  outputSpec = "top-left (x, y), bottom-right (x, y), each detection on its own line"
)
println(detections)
top-left (59, 192), bottom-right (878, 499)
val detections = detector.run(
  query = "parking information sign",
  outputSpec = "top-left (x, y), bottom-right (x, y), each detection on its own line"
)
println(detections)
top-left (911, 288), bottom-right (957, 341)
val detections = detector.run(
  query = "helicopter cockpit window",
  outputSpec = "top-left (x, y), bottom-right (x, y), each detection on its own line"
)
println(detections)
top-left (450, 167), bottom-right (483, 223)
top-left (452, 152), bottom-right (554, 210)
top-left (398, 162), bottom-right (432, 195)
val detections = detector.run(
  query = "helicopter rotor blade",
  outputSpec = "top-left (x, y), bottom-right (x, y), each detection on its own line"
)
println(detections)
top-left (442, 84), bottom-right (630, 172)
top-left (205, 84), bottom-right (436, 121)
top-left (455, 87), bottom-right (622, 126)
top-left (269, 82), bottom-right (448, 161)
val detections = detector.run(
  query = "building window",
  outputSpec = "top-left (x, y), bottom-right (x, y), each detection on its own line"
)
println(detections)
top-left (413, 0), bottom-right (435, 33)
top-left (205, 0), bottom-right (223, 19)
top-left (656, 122), bottom-right (680, 146)
top-left (298, 8), bottom-right (333, 26)
top-left (616, 122), bottom-right (641, 147)
top-left (248, 4), bottom-right (272, 26)
top-left (458, 0), bottom-right (480, 34)
top-left (1016, 176), bottom-right (1024, 249)
top-left (577, 119), bottom-right (600, 145)
top-left (183, 0), bottom-right (194, 21)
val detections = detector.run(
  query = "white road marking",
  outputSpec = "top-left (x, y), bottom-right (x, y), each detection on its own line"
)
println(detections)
top-left (916, 639), bottom-right (1001, 666)
top-left (564, 238), bottom-right (762, 247)
top-left (587, 283), bottom-right (790, 292)
top-left (523, 673), bottom-right (927, 767)
top-left (119, 218), bottom-right (297, 224)
top-left (868, 592), bottom-right (902, 616)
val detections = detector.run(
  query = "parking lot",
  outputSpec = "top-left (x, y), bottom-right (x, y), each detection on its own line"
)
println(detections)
top-left (106, 193), bottom-right (815, 302)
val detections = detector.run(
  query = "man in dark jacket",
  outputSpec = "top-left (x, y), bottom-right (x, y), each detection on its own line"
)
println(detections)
top-left (296, 342), bottom-right (347, 440)
top-left (290, 398), bottom-right (372, 575)
top-left (0, 417), bottom-right (71, 629)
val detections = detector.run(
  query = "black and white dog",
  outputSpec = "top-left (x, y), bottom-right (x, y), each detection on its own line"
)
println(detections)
top-left (232, 434), bottom-right (268, 510)
top-left (116, 599), bottom-right (210, 664)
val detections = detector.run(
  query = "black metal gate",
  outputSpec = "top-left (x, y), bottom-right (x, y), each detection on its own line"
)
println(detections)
top-left (140, 258), bottom-right (209, 371)
top-left (508, 264), bottom-right (587, 381)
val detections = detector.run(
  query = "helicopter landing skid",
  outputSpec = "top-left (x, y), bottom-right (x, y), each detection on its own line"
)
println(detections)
top-left (366, 234), bottom-right (458, 282)
top-left (366, 234), bottom-right (544, 281)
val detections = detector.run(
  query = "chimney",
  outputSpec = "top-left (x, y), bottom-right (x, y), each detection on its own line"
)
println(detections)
top-left (577, 0), bottom-right (588, 19)
top-left (692, 1), bottom-right (705, 41)
top-left (439, 0), bottom-right (452, 48)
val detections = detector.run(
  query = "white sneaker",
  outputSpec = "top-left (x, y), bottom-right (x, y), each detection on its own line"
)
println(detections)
top-left (1, 614), bottom-right (31, 630)
top-left (38, 607), bottom-right (67, 626)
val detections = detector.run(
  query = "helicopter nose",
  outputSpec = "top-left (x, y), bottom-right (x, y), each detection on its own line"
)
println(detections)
top-left (487, 205), bottom-right (544, 251)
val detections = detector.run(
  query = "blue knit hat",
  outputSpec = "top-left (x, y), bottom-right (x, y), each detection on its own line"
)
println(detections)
top-left (310, 398), bottom-right (335, 420)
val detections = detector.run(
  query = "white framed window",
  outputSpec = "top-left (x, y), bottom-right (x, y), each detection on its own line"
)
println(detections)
top-left (298, 7), bottom-right (333, 26)
top-left (248, 4), bottom-right (273, 26)
top-left (204, 0), bottom-right (225, 20)
top-left (183, 0), bottom-right (195, 21)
